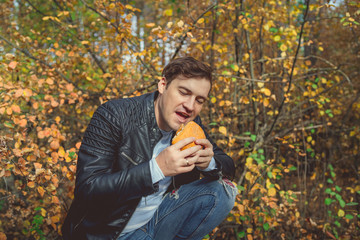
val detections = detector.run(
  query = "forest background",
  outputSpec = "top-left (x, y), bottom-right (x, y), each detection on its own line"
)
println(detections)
top-left (0, 0), bottom-right (359, 239)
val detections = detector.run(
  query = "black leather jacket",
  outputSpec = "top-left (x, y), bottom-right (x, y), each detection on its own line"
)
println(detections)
top-left (61, 91), bottom-right (235, 240)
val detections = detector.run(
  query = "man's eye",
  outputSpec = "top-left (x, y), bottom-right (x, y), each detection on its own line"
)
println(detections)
top-left (197, 99), bottom-right (205, 104)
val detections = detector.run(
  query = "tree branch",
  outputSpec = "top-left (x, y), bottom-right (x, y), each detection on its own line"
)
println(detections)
top-left (171, 3), bottom-right (217, 60)
top-left (265, 0), bottom-right (311, 139)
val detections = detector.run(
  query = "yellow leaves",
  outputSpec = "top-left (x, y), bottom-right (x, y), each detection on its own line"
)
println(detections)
top-left (164, 9), bottom-right (173, 16)
top-left (268, 187), bottom-right (277, 197)
top-left (51, 152), bottom-right (59, 163)
top-left (69, 165), bottom-right (76, 173)
top-left (5, 53), bottom-right (15, 60)
top-left (41, 208), bottom-right (47, 217)
top-left (116, 64), bottom-right (124, 73)
top-left (238, 149), bottom-right (244, 156)
top-left (257, 82), bottom-right (264, 88)
top-left (51, 99), bottom-right (59, 108)
top-left (338, 209), bottom-right (345, 217)
top-left (55, 50), bottom-right (62, 57)
top-left (52, 196), bottom-right (59, 204)
top-left (23, 88), bottom-right (33, 97)
top-left (58, 147), bottom-right (65, 158)
top-left (350, 130), bottom-right (356, 137)
top-left (280, 44), bottom-right (288, 52)
top-left (33, 162), bottom-right (42, 170)
top-left (240, 96), bottom-right (250, 104)
top-left (11, 104), bottom-right (21, 113)
top-left (50, 214), bottom-right (60, 228)
top-left (146, 23), bottom-right (155, 28)
top-left (245, 171), bottom-right (252, 181)
top-left (219, 100), bottom-right (232, 107)
top-left (210, 97), bottom-right (217, 104)
top-left (8, 61), bottom-right (18, 70)
top-left (243, 53), bottom-right (249, 61)
top-left (177, 20), bottom-right (184, 28)
top-left (232, 64), bottom-right (239, 72)
top-left (42, 16), bottom-right (61, 22)
top-left (14, 88), bottom-right (23, 98)
top-left (166, 21), bottom-right (173, 28)
top-left (50, 140), bottom-right (60, 150)
top-left (246, 157), bottom-right (253, 166)
top-left (37, 186), bottom-right (45, 197)
top-left (109, 3), bottom-right (116, 9)
top-left (81, 40), bottom-right (90, 45)
top-left (57, 11), bottom-right (69, 17)
top-left (260, 88), bottom-right (271, 96)
top-left (263, 98), bottom-right (270, 107)
top-left (6, 107), bottom-right (12, 115)
top-left (75, 142), bottom-right (82, 149)
top-left (124, 4), bottom-right (141, 12)
top-left (27, 181), bottom-right (35, 188)
top-left (55, 116), bottom-right (61, 124)
top-left (274, 35), bottom-right (281, 42)
top-left (46, 78), bottom-right (54, 85)
top-left (219, 126), bottom-right (227, 135)
top-left (103, 73), bottom-right (112, 78)
top-left (34, 162), bottom-right (45, 176)
top-left (197, 18), bottom-right (205, 24)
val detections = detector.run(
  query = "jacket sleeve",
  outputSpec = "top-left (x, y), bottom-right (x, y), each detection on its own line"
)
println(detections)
top-left (195, 117), bottom-right (235, 180)
top-left (73, 101), bottom-right (157, 209)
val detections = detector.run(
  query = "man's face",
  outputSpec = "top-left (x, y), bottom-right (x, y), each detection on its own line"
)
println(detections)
top-left (155, 76), bottom-right (211, 132)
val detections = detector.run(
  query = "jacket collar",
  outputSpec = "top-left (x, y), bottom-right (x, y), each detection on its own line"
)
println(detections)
top-left (144, 91), bottom-right (163, 144)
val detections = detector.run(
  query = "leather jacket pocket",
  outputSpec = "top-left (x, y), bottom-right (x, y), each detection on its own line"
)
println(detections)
top-left (120, 151), bottom-right (138, 166)
top-left (116, 148), bottom-right (146, 169)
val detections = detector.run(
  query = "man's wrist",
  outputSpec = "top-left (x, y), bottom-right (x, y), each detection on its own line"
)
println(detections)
top-left (149, 157), bottom-right (165, 183)
top-left (197, 157), bottom-right (217, 172)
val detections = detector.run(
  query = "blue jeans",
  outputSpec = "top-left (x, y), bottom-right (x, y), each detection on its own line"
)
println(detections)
top-left (118, 177), bottom-right (237, 240)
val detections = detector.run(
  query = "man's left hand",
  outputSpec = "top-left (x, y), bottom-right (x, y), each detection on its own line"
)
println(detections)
top-left (192, 138), bottom-right (214, 170)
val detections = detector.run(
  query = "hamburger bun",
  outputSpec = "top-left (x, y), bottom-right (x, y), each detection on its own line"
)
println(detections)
top-left (172, 121), bottom-right (206, 150)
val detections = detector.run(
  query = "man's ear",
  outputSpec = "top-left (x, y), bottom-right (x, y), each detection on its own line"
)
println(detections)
top-left (158, 77), bottom-right (167, 94)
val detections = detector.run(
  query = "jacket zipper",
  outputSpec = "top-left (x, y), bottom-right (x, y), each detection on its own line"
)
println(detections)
top-left (172, 176), bottom-right (176, 189)
top-left (121, 152), bottom-right (138, 165)
top-left (73, 214), bottom-right (86, 231)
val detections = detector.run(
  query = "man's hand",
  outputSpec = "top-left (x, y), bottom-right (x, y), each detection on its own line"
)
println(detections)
top-left (193, 138), bottom-right (214, 170)
top-left (156, 137), bottom-right (202, 177)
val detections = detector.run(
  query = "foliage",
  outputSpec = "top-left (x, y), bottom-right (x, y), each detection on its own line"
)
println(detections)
top-left (0, 0), bottom-right (359, 239)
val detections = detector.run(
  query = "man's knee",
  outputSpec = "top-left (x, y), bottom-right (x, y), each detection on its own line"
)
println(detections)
top-left (198, 178), bottom-right (237, 213)
top-left (216, 178), bottom-right (237, 209)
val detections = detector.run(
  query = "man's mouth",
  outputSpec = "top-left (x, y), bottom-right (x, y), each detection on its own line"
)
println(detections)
top-left (176, 111), bottom-right (190, 122)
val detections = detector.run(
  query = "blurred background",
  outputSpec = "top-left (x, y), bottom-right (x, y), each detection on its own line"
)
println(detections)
top-left (0, 0), bottom-right (359, 239)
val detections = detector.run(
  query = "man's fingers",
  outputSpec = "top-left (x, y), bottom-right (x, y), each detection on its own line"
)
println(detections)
top-left (172, 137), bottom-right (196, 150)
top-left (195, 138), bottom-right (212, 149)
top-left (180, 144), bottom-right (202, 157)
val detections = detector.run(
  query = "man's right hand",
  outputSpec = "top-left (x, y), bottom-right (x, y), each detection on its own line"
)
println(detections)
top-left (156, 137), bottom-right (202, 177)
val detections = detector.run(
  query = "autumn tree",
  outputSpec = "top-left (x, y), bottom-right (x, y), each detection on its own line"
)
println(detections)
top-left (0, 0), bottom-right (359, 239)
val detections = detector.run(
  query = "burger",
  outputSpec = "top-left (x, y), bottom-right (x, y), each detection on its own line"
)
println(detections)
top-left (172, 121), bottom-right (206, 150)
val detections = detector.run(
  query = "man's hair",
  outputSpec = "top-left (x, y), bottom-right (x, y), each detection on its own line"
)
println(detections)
top-left (162, 57), bottom-right (213, 87)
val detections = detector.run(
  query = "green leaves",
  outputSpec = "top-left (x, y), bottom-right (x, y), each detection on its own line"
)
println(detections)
top-left (325, 198), bottom-right (333, 206)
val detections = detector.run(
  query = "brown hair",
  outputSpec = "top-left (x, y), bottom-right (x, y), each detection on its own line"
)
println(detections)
top-left (162, 57), bottom-right (213, 88)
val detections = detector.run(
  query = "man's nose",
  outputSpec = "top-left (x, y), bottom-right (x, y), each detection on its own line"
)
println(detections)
top-left (183, 98), bottom-right (195, 112)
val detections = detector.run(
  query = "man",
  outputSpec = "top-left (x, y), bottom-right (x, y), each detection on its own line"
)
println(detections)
top-left (62, 57), bottom-right (237, 240)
